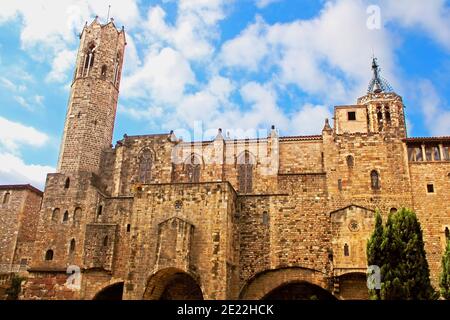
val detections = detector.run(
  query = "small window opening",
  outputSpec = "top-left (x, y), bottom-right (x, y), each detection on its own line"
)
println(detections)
top-left (97, 205), bottom-right (103, 217)
top-left (127, 224), bottom-right (131, 233)
top-left (344, 244), bottom-right (349, 257)
top-left (338, 179), bottom-right (343, 191)
top-left (262, 212), bottom-right (269, 226)
top-left (427, 184), bottom-right (435, 193)
top-left (348, 112), bottom-right (356, 121)
top-left (69, 239), bottom-right (76, 254)
top-left (3, 192), bottom-right (10, 204)
top-left (45, 250), bottom-right (54, 261)
top-left (445, 227), bottom-right (450, 240)
top-left (103, 236), bottom-right (108, 246)
top-left (346, 155), bottom-right (354, 168)
top-left (52, 208), bottom-right (60, 221)
top-left (63, 211), bottom-right (69, 222)
top-left (64, 177), bottom-right (70, 189)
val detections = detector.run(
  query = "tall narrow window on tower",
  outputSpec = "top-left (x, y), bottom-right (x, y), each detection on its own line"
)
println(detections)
top-left (82, 43), bottom-right (96, 77)
top-left (138, 149), bottom-right (153, 184)
top-left (385, 107), bottom-right (391, 124)
top-left (113, 53), bottom-right (121, 86)
top-left (371, 170), bottom-right (380, 190)
top-left (238, 151), bottom-right (254, 194)
top-left (185, 154), bottom-right (201, 183)
top-left (377, 105), bottom-right (383, 131)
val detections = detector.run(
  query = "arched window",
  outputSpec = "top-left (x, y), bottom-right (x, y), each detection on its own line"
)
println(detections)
top-left (3, 192), bottom-right (10, 204)
top-left (103, 236), bottom-right (109, 246)
top-left (73, 207), bottom-right (82, 223)
top-left (344, 243), bottom-right (349, 257)
top-left (385, 107), bottom-right (391, 124)
top-left (185, 154), bottom-right (201, 183)
top-left (138, 149), bottom-right (153, 184)
top-left (377, 106), bottom-right (383, 131)
top-left (63, 211), bottom-right (69, 222)
top-left (238, 152), bottom-right (254, 194)
top-left (113, 53), bottom-right (121, 86)
top-left (346, 155), bottom-right (354, 168)
top-left (371, 170), bottom-right (380, 190)
top-left (64, 178), bottom-right (70, 189)
top-left (82, 44), bottom-right (96, 77)
top-left (101, 65), bottom-right (107, 79)
top-left (45, 250), bottom-right (54, 261)
top-left (262, 211), bottom-right (269, 226)
top-left (69, 239), bottom-right (76, 254)
top-left (390, 208), bottom-right (398, 214)
top-left (97, 205), bottom-right (103, 217)
top-left (52, 208), bottom-right (60, 222)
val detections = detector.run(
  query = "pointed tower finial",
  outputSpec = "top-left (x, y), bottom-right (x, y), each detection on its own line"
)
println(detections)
top-left (323, 118), bottom-right (332, 132)
top-left (367, 57), bottom-right (393, 94)
top-left (107, 5), bottom-right (111, 23)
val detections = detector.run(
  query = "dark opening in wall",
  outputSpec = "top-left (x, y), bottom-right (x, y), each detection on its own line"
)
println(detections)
top-left (65, 178), bottom-right (70, 189)
top-left (371, 170), bottom-right (380, 190)
top-left (427, 184), bottom-right (435, 193)
top-left (344, 244), bottom-right (349, 257)
top-left (127, 224), bottom-right (131, 233)
top-left (338, 179), bottom-right (343, 191)
top-left (445, 227), bottom-right (449, 240)
top-left (45, 250), bottom-right (54, 261)
top-left (97, 205), bottom-right (103, 217)
top-left (69, 239), bottom-right (76, 254)
top-left (348, 112), bottom-right (356, 121)
top-left (262, 211), bottom-right (269, 226)
top-left (103, 236), bottom-right (109, 246)
top-left (2, 192), bottom-right (10, 204)
top-left (63, 211), bottom-right (69, 222)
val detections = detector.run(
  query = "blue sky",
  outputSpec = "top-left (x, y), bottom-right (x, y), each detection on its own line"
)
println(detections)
top-left (0, 0), bottom-right (449, 189)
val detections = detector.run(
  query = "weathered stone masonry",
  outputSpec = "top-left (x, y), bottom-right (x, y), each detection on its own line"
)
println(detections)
top-left (1, 19), bottom-right (449, 300)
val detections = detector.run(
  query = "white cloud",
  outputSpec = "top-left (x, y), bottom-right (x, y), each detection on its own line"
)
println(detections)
top-left (290, 104), bottom-right (332, 136)
top-left (417, 80), bottom-right (450, 136)
top-left (121, 47), bottom-right (196, 104)
top-left (0, 0), bottom-right (141, 83)
top-left (220, 0), bottom-right (396, 103)
top-left (0, 153), bottom-right (54, 190)
top-left (0, 77), bottom-right (26, 92)
top-left (0, 116), bottom-right (49, 153)
top-left (255, 0), bottom-right (281, 9)
top-left (381, 0), bottom-right (450, 51)
top-left (46, 49), bottom-right (77, 83)
top-left (143, 0), bottom-right (228, 61)
top-left (220, 16), bottom-right (269, 71)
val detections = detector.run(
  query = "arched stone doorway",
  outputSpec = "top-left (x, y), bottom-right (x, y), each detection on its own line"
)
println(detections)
top-left (144, 268), bottom-right (203, 300)
top-left (263, 281), bottom-right (337, 300)
top-left (93, 282), bottom-right (124, 300)
top-left (336, 273), bottom-right (369, 300)
top-left (239, 267), bottom-right (333, 300)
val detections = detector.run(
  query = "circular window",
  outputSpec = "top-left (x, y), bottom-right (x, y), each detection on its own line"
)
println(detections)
top-left (349, 219), bottom-right (359, 232)
top-left (174, 200), bottom-right (183, 210)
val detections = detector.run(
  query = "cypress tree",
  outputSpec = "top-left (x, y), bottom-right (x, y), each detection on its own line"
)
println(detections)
top-left (368, 208), bottom-right (437, 300)
top-left (440, 238), bottom-right (450, 299)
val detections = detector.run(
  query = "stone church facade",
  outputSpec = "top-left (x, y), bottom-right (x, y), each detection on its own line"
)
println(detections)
top-left (1, 19), bottom-right (449, 300)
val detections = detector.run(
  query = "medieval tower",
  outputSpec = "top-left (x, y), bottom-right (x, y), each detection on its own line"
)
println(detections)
top-left (58, 17), bottom-right (126, 174)
top-left (0, 18), bottom-right (447, 301)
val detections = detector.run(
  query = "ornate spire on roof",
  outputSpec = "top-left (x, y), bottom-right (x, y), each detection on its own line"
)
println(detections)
top-left (367, 57), bottom-right (393, 94)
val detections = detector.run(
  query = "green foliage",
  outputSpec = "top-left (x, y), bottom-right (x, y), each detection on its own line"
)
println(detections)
top-left (367, 211), bottom-right (383, 299)
top-left (440, 239), bottom-right (450, 299)
top-left (5, 275), bottom-right (25, 300)
top-left (367, 208), bottom-right (438, 300)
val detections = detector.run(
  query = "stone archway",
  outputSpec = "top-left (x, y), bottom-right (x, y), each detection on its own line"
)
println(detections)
top-left (263, 281), bottom-right (337, 300)
top-left (239, 267), bottom-right (332, 300)
top-left (93, 282), bottom-right (124, 300)
top-left (336, 272), bottom-right (369, 300)
top-left (143, 268), bottom-right (203, 300)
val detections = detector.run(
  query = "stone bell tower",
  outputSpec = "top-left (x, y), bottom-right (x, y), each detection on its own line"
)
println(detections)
top-left (57, 17), bottom-right (126, 174)
top-left (359, 58), bottom-right (407, 138)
